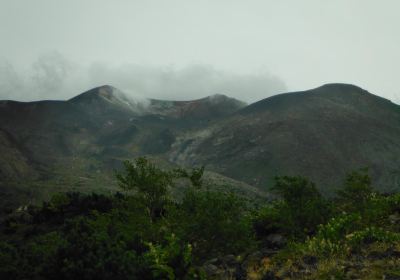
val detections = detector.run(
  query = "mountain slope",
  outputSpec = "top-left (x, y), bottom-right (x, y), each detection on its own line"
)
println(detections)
top-left (169, 84), bottom-right (400, 194)
top-left (0, 86), bottom-right (250, 209)
top-left (0, 128), bottom-right (37, 180)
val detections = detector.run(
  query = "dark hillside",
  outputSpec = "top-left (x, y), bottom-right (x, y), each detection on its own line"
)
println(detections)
top-left (170, 84), bottom-right (400, 194)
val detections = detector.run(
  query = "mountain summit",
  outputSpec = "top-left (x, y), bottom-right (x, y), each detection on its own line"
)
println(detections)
top-left (68, 85), bottom-right (146, 115)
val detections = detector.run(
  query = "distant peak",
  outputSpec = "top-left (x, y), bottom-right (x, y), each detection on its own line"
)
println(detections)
top-left (206, 94), bottom-right (247, 107)
top-left (96, 85), bottom-right (116, 99)
top-left (68, 85), bottom-right (145, 114)
top-left (97, 84), bottom-right (114, 90)
top-left (97, 84), bottom-right (115, 92)
top-left (69, 85), bottom-right (121, 103)
top-left (207, 93), bottom-right (231, 102)
top-left (303, 83), bottom-right (371, 100)
top-left (317, 83), bottom-right (366, 92)
top-left (208, 93), bottom-right (228, 98)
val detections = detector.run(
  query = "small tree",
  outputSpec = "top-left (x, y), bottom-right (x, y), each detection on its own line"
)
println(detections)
top-left (116, 157), bottom-right (173, 221)
top-left (336, 168), bottom-right (374, 213)
top-left (271, 176), bottom-right (330, 238)
top-left (172, 190), bottom-right (254, 260)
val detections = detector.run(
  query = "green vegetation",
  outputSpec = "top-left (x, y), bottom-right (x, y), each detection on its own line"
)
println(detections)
top-left (0, 158), bottom-right (253, 279)
top-left (1, 160), bottom-right (400, 279)
top-left (270, 176), bottom-right (331, 238)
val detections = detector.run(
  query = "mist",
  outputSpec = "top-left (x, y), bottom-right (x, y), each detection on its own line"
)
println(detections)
top-left (0, 52), bottom-right (286, 103)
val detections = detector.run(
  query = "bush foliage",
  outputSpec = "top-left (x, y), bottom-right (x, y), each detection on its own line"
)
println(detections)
top-left (0, 160), bottom-right (399, 279)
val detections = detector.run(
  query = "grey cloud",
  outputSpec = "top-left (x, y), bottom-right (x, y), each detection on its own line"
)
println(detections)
top-left (0, 62), bottom-right (22, 100)
top-left (87, 63), bottom-right (287, 103)
top-left (31, 52), bottom-right (72, 95)
top-left (0, 52), bottom-right (78, 101)
top-left (0, 54), bottom-right (287, 103)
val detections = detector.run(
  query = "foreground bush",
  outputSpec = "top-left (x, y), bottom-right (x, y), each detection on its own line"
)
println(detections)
top-left (1, 162), bottom-right (400, 279)
top-left (170, 190), bottom-right (255, 260)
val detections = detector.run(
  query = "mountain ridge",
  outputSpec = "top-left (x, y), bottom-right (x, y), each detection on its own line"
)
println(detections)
top-left (1, 83), bottom-right (400, 210)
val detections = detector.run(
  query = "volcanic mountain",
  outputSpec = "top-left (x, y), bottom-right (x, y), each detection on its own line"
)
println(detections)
top-left (0, 85), bottom-right (249, 210)
top-left (1, 83), bottom-right (400, 210)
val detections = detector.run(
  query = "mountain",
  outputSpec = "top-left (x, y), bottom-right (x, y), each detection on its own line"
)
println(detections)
top-left (1, 83), bottom-right (400, 210)
top-left (0, 85), bottom-right (245, 163)
top-left (169, 83), bottom-right (400, 194)
top-left (0, 86), bottom-right (249, 210)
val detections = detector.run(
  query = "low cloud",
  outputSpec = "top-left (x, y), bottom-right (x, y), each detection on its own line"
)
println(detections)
top-left (0, 52), bottom-right (80, 101)
top-left (0, 52), bottom-right (287, 103)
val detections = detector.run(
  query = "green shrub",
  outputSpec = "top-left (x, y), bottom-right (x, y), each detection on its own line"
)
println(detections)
top-left (346, 227), bottom-right (400, 249)
top-left (116, 157), bottom-right (173, 221)
top-left (271, 176), bottom-right (331, 238)
top-left (316, 213), bottom-right (362, 242)
top-left (171, 190), bottom-right (255, 261)
top-left (252, 203), bottom-right (282, 239)
top-left (336, 168), bottom-right (374, 213)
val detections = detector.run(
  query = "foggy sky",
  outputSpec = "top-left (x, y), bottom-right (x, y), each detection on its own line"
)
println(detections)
top-left (1, 0), bottom-right (399, 103)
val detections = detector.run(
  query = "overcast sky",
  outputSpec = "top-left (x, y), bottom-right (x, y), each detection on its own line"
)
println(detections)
top-left (0, 0), bottom-right (399, 103)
